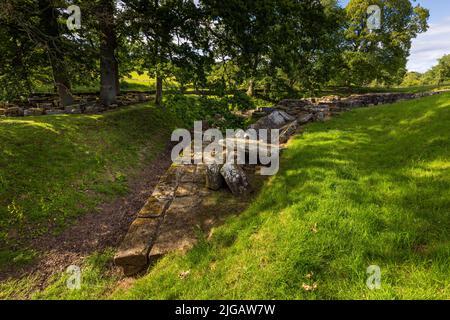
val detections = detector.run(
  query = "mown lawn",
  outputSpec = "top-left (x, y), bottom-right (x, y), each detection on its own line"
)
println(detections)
top-left (0, 104), bottom-right (180, 270)
top-left (104, 92), bottom-right (448, 300)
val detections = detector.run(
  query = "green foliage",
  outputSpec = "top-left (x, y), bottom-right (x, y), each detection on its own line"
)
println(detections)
top-left (227, 91), bottom-right (254, 111)
top-left (401, 71), bottom-right (423, 87)
top-left (340, 0), bottom-right (429, 86)
top-left (164, 93), bottom-right (249, 130)
top-left (400, 54), bottom-right (450, 87)
top-left (436, 54), bottom-right (450, 84)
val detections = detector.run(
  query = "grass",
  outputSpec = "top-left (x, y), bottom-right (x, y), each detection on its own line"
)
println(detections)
top-left (104, 92), bottom-right (449, 300)
top-left (2, 92), bottom-right (449, 300)
top-left (0, 249), bottom-right (119, 300)
top-left (0, 103), bottom-right (181, 270)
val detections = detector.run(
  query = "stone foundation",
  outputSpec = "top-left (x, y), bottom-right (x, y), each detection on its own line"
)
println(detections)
top-left (0, 92), bottom-right (153, 117)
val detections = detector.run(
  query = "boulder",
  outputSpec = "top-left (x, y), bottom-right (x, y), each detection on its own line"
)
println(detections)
top-left (46, 109), bottom-right (65, 115)
top-left (268, 110), bottom-right (295, 125)
top-left (279, 120), bottom-right (298, 144)
top-left (206, 163), bottom-right (225, 191)
top-left (297, 113), bottom-right (314, 124)
top-left (137, 93), bottom-right (146, 102)
top-left (36, 102), bottom-right (54, 110)
top-left (250, 110), bottom-right (294, 130)
top-left (114, 217), bottom-right (162, 276)
top-left (277, 99), bottom-right (311, 109)
top-left (315, 112), bottom-right (326, 122)
top-left (5, 106), bottom-right (24, 117)
top-left (64, 105), bottom-right (82, 114)
top-left (24, 108), bottom-right (44, 116)
top-left (220, 163), bottom-right (252, 196)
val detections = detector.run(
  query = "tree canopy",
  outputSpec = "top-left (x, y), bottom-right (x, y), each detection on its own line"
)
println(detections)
top-left (0, 0), bottom-right (433, 103)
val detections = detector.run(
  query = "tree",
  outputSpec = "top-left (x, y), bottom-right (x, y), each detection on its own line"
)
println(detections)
top-left (38, 0), bottom-right (75, 107)
top-left (341, 0), bottom-right (429, 86)
top-left (269, 0), bottom-right (345, 94)
top-left (97, 0), bottom-right (120, 106)
top-left (123, 0), bottom-right (209, 106)
top-left (0, 0), bottom-right (77, 106)
top-left (0, 18), bottom-right (38, 101)
top-left (203, 0), bottom-right (277, 96)
top-left (204, 0), bottom-right (344, 96)
top-left (401, 71), bottom-right (422, 87)
top-left (436, 54), bottom-right (450, 85)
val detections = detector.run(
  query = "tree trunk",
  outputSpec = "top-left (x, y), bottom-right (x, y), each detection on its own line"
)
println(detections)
top-left (155, 75), bottom-right (163, 106)
top-left (38, 0), bottom-right (74, 108)
top-left (52, 56), bottom-right (75, 108)
top-left (114, 58), bottom-right (120, 94)
top-left (98, 0), bottom-right (118, 107)
top-left (247, 79), bottom-right (255, 97)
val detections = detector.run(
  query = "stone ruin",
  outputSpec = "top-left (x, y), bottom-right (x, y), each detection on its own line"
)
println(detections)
top-left (114, 89), bottom-right (450, 276)
top-left (0, 92), bottom-right (153, 117)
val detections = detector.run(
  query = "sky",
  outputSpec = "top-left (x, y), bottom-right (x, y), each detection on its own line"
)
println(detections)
top-left (339, 0), bottom-right (450, 73)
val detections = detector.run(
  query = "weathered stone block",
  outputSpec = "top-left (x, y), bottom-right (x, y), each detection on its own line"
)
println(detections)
top-left (148, 196), bottom-right (202, 260)
top-left (114, 217), bottom-right (162, 276)
top-left (138, 196), bottom-right (170, 218)
top-left (297, 113), bottom-right (314, 124)
top-left (251, 110), bottom-right (294, 130)
top-left (220, 163), bottom-right (252, 196)
top-left (175, 183), bottom-right (199, 197)
top-left (64, 105), bottom-right (82, 114)
top-left (279, 120), bottom-right (298, 144)
top-left (206, 163), bottom-right (225, 190)
top-left (45, 109), bottom-right (65, 115)
top-left (5, 106), bottom-right (24, 117)
top-left (24, 108), bottom-right (44, 116)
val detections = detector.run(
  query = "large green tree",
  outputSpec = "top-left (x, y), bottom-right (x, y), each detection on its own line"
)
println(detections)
top-left (122, 0), bottom-right (210, 106)
top-left (204, 0), bottom-right (344, 96)
top-left (203, 0), bottom-right (277, 96)
top-left (341, 0), bottom-right (429, 86)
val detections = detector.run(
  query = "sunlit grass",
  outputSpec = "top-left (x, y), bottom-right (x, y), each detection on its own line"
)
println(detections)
top-left (105, 92), bottom-right (449, 300)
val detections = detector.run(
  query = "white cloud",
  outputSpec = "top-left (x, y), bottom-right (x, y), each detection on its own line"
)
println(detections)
top-left (407, 17), bottom-right (450, 73)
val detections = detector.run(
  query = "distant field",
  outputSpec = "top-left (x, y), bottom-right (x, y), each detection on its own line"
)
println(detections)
top-left (27, 74), bottom-right (450, 97)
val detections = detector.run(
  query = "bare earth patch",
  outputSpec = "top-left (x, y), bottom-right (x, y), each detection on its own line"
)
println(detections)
top-left (0, 143), bottom-right (174, 291)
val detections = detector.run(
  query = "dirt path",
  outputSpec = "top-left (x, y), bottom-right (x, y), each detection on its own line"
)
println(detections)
top-left (0, 143), bottom-right (174, 290)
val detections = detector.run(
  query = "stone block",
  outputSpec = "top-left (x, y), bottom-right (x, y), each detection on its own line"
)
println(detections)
top-left (114, 217), bottom-right (162, 276)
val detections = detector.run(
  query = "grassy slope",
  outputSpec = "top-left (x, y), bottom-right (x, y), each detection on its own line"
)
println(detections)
top-left (0, 104), bottom-right (180, 268)
top-left (109, 93), bottom-right (450, 300)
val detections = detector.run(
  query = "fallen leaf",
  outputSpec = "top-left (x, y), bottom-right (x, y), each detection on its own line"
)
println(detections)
top-left (302, 282), bottom-right (318, 292)
top-left (179, 270), bottom-right (191, 279)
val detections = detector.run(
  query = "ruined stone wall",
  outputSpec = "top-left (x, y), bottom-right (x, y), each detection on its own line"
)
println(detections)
top-left (0, 92), bottom-right (152, 117)
top-left (115, 90), bottom-right (448, 275)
